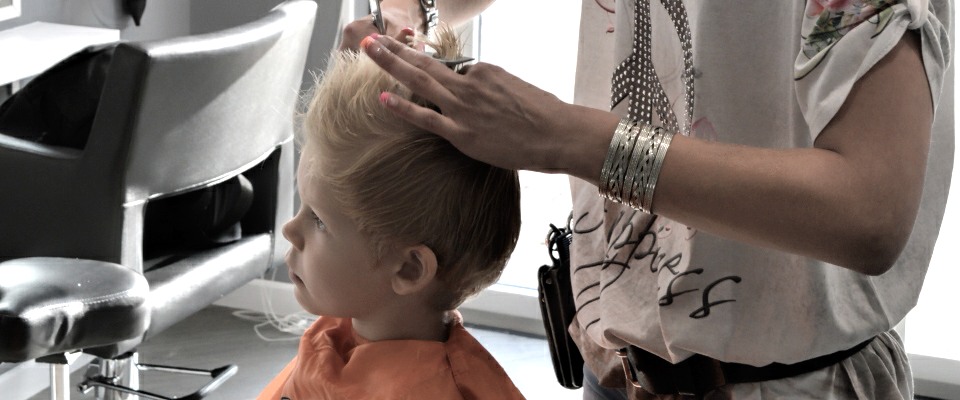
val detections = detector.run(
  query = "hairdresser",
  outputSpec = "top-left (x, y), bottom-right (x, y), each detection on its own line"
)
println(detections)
top-left (342, 1), bottom-right (952, 399)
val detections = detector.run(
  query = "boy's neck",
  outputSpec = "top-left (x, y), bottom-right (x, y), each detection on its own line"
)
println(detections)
top-left (351, 307), bottom-right (451, 342)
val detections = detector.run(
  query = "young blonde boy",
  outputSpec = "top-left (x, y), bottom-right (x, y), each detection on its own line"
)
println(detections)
top-left (256, 36), bottom-right (525, 399)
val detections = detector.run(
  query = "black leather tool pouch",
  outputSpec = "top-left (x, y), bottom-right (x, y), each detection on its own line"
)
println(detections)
top-left (538, 221), bottom-right (584, 389)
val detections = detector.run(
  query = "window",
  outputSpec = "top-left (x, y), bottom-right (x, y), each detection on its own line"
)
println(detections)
top-left (902, 60), bottom-right (960, 398)
top-left (459, 1), bottom-right (581, 335)
top-left (0, 0), bottom-right (20, 22)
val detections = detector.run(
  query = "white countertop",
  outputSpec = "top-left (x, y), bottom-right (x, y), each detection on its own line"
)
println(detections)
top-left (0, 21), bottom-right (120, 86)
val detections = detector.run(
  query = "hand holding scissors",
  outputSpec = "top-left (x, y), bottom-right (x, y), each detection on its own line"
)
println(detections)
top-left (339, 0), bottom-right (418, 51)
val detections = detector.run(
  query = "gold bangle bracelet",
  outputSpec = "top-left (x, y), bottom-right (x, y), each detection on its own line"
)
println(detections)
top-left (625, 124), bottom-right (655, 207)
top-left (615, 122), bottom-right (642, 202)
top-left (600, 119), bottom-right (633, 201)
top-left (599, 119), bottom-right (676, 214)
top-left (642, 127), bottom-right (675, 213)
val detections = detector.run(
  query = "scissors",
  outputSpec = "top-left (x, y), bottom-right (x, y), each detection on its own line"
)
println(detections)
top-left (368, 0), bottom-right (474, 69)
top-left (369, 0), bottom-right (386, 35)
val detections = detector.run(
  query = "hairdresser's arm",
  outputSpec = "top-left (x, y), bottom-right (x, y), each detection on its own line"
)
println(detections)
top-left (340, 0), bottom-right (494, 51)
top-left (364, 33), bottom-right (932, 276)
top-left (655, 35), bottom-right (930, 276)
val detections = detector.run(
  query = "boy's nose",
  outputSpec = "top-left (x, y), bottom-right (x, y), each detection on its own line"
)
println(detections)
top-left (282, 218), bottom-right (303, 250)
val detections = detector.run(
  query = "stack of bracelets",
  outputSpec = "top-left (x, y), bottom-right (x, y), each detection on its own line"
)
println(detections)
top-left (599, 119), bottom-right (676, 214)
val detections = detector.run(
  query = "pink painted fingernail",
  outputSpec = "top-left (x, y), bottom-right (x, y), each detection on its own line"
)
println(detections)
top-left (360, 36), bottom-right (374, 50)
top-left (401, 27), bottom-right (416, 36)
top-left (379, 92), bottom-right (395, 106)
top-left (360, 33), bottom-right (380, 50)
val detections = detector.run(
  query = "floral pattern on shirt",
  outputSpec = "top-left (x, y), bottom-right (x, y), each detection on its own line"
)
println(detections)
top-left (803, 0), bottom-right (897, 58)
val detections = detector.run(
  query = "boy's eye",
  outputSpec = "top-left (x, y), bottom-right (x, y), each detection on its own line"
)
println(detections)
top-left (310, 212), bottom-right (326, 231)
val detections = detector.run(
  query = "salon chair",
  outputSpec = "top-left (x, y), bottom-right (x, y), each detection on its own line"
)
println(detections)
top-left (0, 1), bottom-right (315, 399)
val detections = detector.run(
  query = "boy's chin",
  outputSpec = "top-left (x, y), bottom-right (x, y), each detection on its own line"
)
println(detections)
top-left (292, 288), bottom-right (321, 315)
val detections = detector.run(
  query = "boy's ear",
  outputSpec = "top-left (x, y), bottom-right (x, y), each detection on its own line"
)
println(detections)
top-left (390, 244), bottom-right (439, 296)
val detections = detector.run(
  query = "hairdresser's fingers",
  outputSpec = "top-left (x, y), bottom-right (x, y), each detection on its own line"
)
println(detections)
top-left (394, 27), bottom-right (418, 47)
top-left (339, 16), bottom-right (379, 51)
top-left (379, 92), bottom-right (462, 138)
top-left (363, 35), bottom-right (462, 101)
top-left (339, 12), bottom-right (418, 51)
top-left (386, 35), bottom-right (462, 86)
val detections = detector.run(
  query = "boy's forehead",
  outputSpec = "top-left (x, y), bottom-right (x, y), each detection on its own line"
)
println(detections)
top-left (295, 149), bottom-right (323, 195)
top-left (295, 148), bottom-right (339, 202)
top-left (297, 145), bottom-right (323, 175)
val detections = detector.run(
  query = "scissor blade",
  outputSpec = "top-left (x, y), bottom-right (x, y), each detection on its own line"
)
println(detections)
top-left (369, 0), bottom-right (385, 34)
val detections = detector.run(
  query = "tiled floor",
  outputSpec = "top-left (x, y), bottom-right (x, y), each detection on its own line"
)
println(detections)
top-left (29, 305), bottom-right (581, 400)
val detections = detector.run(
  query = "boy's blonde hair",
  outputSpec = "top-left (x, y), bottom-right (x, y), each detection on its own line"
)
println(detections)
top-left (301, 35), bottom-right (521, 310)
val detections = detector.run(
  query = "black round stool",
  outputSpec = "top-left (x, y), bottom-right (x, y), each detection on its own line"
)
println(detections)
top-left (0, 257), bottom-right (149, 400)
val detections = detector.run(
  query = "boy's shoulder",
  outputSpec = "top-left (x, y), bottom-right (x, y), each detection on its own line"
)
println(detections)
top-left (288, 315), bottom-right (525, 399)
top-left (442, 321), bottom-right (526, 399)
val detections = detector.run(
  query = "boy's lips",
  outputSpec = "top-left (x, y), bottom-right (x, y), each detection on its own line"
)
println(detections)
top-left (288, 270), bottom-right (304, 286)
top-left (284, 252), bottom-right (304, 285)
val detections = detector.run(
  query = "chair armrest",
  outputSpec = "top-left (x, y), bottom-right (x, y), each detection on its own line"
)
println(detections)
top-left (0, 133), bottom-right (82, 160)
top-left (0, 133), bottom-right (125, 261)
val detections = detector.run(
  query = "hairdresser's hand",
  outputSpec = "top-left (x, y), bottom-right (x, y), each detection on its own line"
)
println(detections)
top-left (362, 34), bottom-right (619, 181)
top-left (339, 2), bottom-right (424, 51)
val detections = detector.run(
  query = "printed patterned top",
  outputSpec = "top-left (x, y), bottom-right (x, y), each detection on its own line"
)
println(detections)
top-left (569, 0), bottom-right (950, 374)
